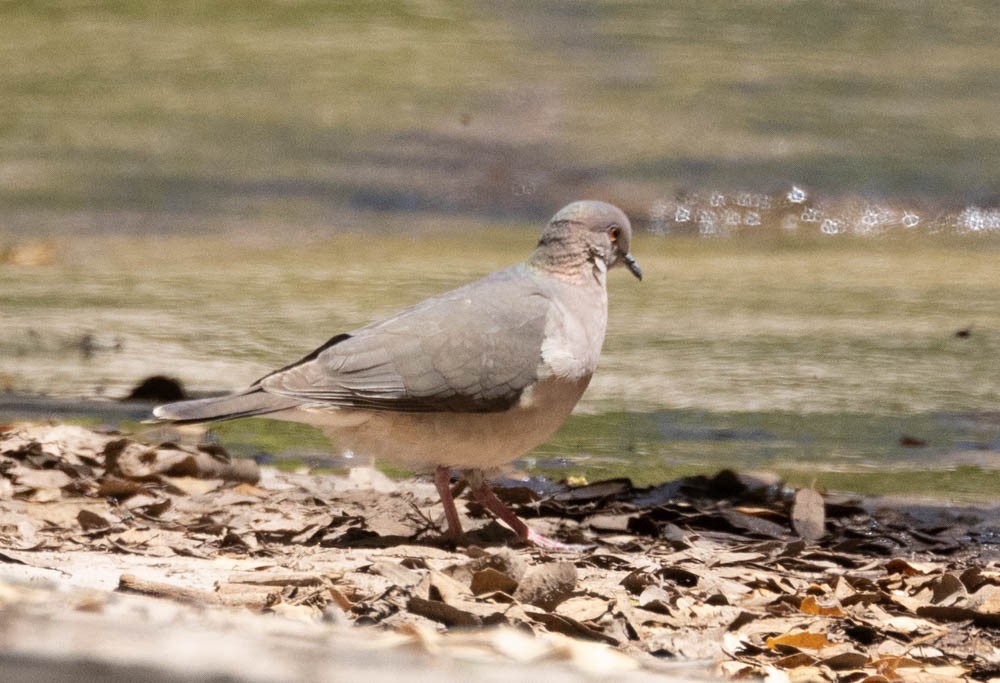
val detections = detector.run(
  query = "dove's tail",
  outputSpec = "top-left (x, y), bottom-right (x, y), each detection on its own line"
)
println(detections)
top-left (152, 389), bottom-right (302, 424)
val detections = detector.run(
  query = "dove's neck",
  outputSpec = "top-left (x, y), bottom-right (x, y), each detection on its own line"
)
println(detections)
top-left (529, 223), bottom-right (602, 284)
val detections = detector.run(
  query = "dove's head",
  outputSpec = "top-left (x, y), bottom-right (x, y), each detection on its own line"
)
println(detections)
top-left (538, 200), bottom-right (642, 281)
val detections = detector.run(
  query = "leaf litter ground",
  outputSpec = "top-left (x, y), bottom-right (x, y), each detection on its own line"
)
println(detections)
top-left (1, 423), bottom-right (998, 682)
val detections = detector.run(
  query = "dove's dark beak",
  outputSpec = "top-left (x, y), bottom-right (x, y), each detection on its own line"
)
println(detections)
top-left (624, 253), bottom-right (642, 281)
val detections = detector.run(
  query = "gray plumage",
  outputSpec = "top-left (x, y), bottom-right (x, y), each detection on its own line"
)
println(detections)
top-left (258, 264), bottom-right (551, 413)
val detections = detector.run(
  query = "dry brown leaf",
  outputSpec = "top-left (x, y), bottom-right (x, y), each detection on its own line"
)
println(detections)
top-left (638, 585), bottom-right (673, 614)
top-left (917, 604), bottom-right (1000, 627)
top-left (554, 596), bottom-right (609, 623)
top-left (210, 489), bottom-right (270, 508)
top-left (327, 585), bottom-right (353, 611)
top-left (446, 548), bottom-right (527, 587)
top-left (710, 551), bottom-right (766, 566)
top-left (720, 509), bottom-right (789, 538)
top-left (226, 572), bottom-right (325, 587)
top-left (959, 566), bottom-right (999, 592)
top-left (525, 610), bottom-right (618, 645)
top-left (160, 476), bottom-right (224, 496)
top-left (121, 492), bottom-right (167, 511)
top-left (870, 655), bottom-right (924, 676)
top-left (883, 615), bottom-right (937, 635)
top-left (118, 573), bottom-right (219, 604)
top-left (908, 645), bottom-right (944, 659)
top-left (765, 632), bottom-right (832, 651)
top-left (10, 465), bottom-right (73, 502)
top-left (774, 652), bottom-right (817, 668)
top-left (369, 560), bottom-right (423, 588)
top-left (12, 467), bottom-right (73, 491)
top-left (884, 558), bottom-right (938, 577)
top-left (819, 650), bottom-right (869, 670)
top-left (726, 610), bottom-right (761, 631)
top-left (929, 573), bottom-right (966, 606)
top-left (619, 570), bottom-right (657, 595)
top-left (470, 567), bottom-right (519, 596)
top-left (874, 639), bottom-right (909, 659)
top-left (230, 482), bottom-right (268, 497)
top-left (76, 509), bottom-right (112, 532)
top-left (428, 569), bottom-right (474, 605)
top-left (886, 590), bottom-right (926, 614)
top-left (832, 576), bottom-right (858, 601)
top-left (800, 595), bottom-right (845, 617)
top-left (407, 596), bottom-right (482, 627)
top-left (213, 582), bottom-right (282, 610)
top-left (907, 665), bottom-right (969, 681)
top-left (971, 584), bottom-right (1000, 614)
top-left (513, 562), bottom-right (576, 610)
top-left (718, 660), bottom-right (760, 679)
top-left (27, 487), bottom-right (63, 503)
top-left (786, 665), bottom-right (835, 682)
top-left (551, 478), bottom-right (631, 502)
top-left (96, 477), bottom-right (147, 498)
top-left (611, 592), bottom-right (648, 640)
top-left (113, 528), bottom-right (161, 546)
top-left (585, 513), bottom-right (632, 533)
top-left (0, 511), bottom-right (42, 549)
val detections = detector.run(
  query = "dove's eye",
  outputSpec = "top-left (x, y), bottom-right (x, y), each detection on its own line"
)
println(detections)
top-left (608, 225), bottom-right (621, 242)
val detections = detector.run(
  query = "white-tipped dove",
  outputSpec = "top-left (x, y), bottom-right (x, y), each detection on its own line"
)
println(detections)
top-left (154, 200), bottom-right (641, 549)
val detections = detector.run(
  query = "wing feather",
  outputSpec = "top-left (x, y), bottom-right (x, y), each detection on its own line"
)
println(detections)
top-left (259, 265), bottom-right (551, 413)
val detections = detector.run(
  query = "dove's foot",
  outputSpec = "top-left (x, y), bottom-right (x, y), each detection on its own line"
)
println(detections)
top-left (434, 467), bottom-right (588, 550)
top-left (464, 468), bottom-right (588, 551)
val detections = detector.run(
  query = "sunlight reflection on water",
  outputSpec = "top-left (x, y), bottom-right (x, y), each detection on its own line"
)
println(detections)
top-left (647, 185), bottom-right (1000, 238)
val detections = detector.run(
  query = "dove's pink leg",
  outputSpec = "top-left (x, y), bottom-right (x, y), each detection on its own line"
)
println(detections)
top-left (433, 466), bottom-right (464, 540)
top-left (466, 470), bottom-right (586, 551)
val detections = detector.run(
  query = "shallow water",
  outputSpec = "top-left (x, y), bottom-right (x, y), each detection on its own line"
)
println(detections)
top-left (2, 227), bottom-right (998, 501)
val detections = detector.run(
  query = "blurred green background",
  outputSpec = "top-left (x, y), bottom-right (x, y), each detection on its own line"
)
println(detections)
top-left (3, 0), bottom-right (1000, 235)
top-left (2, 2), bottom-right (998, 501)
